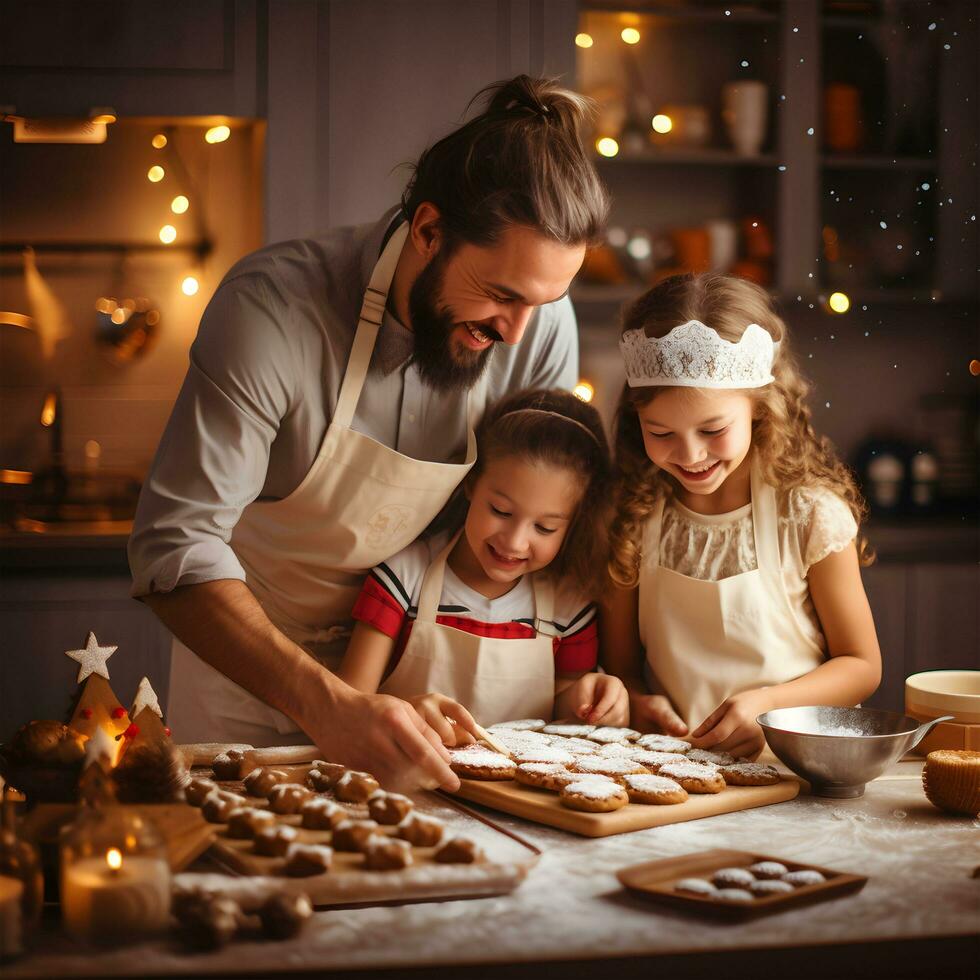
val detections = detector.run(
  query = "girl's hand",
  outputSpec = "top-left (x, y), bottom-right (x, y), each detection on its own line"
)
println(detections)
top-left (407, 693), bottom-right (481, 747)
top-left (630, 692), bottom-right (689, 737)
top-left (689, 688), bottom-right (772, 759)
top-left (563, 673), bottom-right (631, 726)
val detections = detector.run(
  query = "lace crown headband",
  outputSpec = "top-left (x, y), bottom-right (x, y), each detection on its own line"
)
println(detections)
top-left (619, 319), bottom-right (778, 390)
top-left (498, 408), bottom-right (602, 447)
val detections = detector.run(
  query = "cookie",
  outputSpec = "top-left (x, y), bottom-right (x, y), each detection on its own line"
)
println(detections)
top-left (396, 812), bottom-right (445, 847)
top-left (587, 726), bottom-right (641, 744)
top-left (283, 843), bottom-right (333, 877)
top-left (674, 878), bottom-right (717, 897)
top-left (363, 836), bottom-right (413, 871)
top-left (488, 719), bottom-right (547, 732)
top-left (253, 825), bottom-right (298, 857)
top-left (306, 762), bottom-right (347, 792)
top-left (184, 777), bottom-right (218, 806)
top-left (334, 770), bottom-right (380, 803)
top-left (657, 761), bottom-right (726, 794)
top-left (225, 807), bottom-right (277, 839)
top-left (631, 750), bottom-right (688, 773)
top-left (748, 860), bottom-right (788, 879)
top-left (212, 748), bottom-right (248, 780)
top-left (560, 777), bottom-right (629, 812)
top-left (570, 756), bottom-right (646, 783)
top-left (596, 742), bottom-right (639, 758)
top-left (512, 746), bottom-right (575, 766)
top-left (782, 869), bottom-right (826, 888)
top-left (201, 790), bottom-right (243, 823)
top-left (714, 888), bottom-right (754, 903)
top-left (750, 879), bottom-right (794, 897)
top-left (541, 723), bottom-right (596, 737)
top-left (300, 797), bottom-right (346, 830)
top-left (514, 762), bottom-right (578, 792)
top-left (712, 867), bottom-right (756, 889)
top-left (331, 819), bottom-right (380, 853)
top-left (556, 736), bottom-right (600, 755)
top-left (623, 773), bottom-right (688, 805)
top-left (635, 734), bottom-right (691, 754)
top-left (686, 748), bottom-right (734, 767)
top-left (448, 749), bottom-right (516, 781)
top-left (433, 837), bottom-right (484, 864)
top-left (268, 783), bottom-right (313, 814)
top-left (367, 790), bottom-right (414, 825)
top-left (719, 762), bottom-right (780, 786)
top-left (243, 767), bottom-right (289, 798)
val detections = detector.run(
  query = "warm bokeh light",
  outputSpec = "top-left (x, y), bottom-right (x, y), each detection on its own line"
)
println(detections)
top-left (573, 381), bottom-right (595, 403)
top-left (652, 114), bottom-right (673, 134)
top-left (106, 849), bottom-right (122, 871)
top-left (40, 392), bottom-right (56, 427)
top-left (575, 32), bottom-right (594, 48)
top-left (596, 137), bottom-right (619, 158)
top-left (159, 224), bottom-right (177, 244)
top-left (85, 440), bottom-right (101, 461)
top-left (151, 133), bottom-right (168, 149)
top-left (969, 359), bottom-right (980, 377)
top-left (110, 307), bottom-right (127, 324)
top-left (828, 291), bottom-right (851, 314)
top-left (205, 125), bottom-right (231, 144)
top-left (171, 195), bottom-right (189, 214)
top-left (90, 112), bottom-right (116, 124)
top-left (181, 276), bottom-right (200, 296)
top-left (147, 165), bottom-right (165, 183)
top-left (621, 27), bottom-right (641, 44)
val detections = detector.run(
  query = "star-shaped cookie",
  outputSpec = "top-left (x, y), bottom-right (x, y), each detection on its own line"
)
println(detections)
top-left (65, 632), bottom-right (117, 683)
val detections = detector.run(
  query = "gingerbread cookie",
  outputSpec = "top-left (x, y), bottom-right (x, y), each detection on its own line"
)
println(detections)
top-left (331, 819), bottom-right (380, 853)
top-left (334, 770), bottom-right (380, 803)
top-left (541, 723), bottom-right (596, 738)
top-left (570, 757), bottom-right (646, 783)
top-left (635, 734), bottom-right (691, 754)
top-left (587, 726), bottom-right (640, 744)
top-left (283, 843), bottom-right (332, 877)
top-left (368, 790), bottom-right (414, 825)
top-left (433, 837), bottom-right (484, 864)
top-left (201, 790), bottom-right (243, 823)
top-left (253, 825), bottom-right (298, 857)
top-left (300, 797), bottom-right (346, 830)
top-left (306, 762), bottom-right (347, 792)
top-left (396, 812), bottom-right (445, 847)
top-left (560, 777), bottom-right (629, 813)
top-left (184, 777), bottom-right (217, 806)
top-left (212, 748), bottom-right (248, 780)
top-left (512, 746), bottom-right (575, 766)
top-left (448, 749), bottom-right (516, 781)
top-left (623, 773), bottom-right (688, 805)
top-left (630, 750), bottom-right (688, 773)
top-left (268, 783), bottom-right (312, 814)
top-left (557, 736), bottom-right (600, 755)
top-left (514, 762), bottom-right (577, 792)
top-left (686, 748), bottom-right (734, 767)
top-left (226, 807), bottom-right (277, 839)
top-left (718, 762), bottom-right (780, 786)
top-left (657, 761), bottom-right (726, 794)
top-left (243, 767), bottom-right (289, 798)
top-left (363, 836), bottom-right (413, 871)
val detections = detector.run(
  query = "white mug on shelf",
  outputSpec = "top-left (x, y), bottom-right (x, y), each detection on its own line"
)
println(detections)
top-left (722, 81), bottom-right (768, 156)
top-left (705, 220), bottom-right (738, 272)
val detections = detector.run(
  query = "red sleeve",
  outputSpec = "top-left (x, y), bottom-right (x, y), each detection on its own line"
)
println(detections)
top-left (553, 619), bottom-right (598, 673)
top-left (351, 573), bottom-right (408, 640)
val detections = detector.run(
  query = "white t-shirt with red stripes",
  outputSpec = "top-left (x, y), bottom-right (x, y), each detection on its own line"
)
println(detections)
top-left (351, 532), bottom-right (598, 682)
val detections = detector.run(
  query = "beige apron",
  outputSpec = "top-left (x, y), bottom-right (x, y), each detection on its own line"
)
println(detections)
top-left (379, 533), bottom-right (558, 727)
top-left (167, 222), bottom-right (486, 744)
top-left (638, 461), bottom-right (824, 731)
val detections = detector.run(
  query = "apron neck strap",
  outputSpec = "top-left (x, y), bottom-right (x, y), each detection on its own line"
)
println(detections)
top-left (643, 496), bottom-right (667, 569)
top-left (749, 458), bottom-right (782, 575)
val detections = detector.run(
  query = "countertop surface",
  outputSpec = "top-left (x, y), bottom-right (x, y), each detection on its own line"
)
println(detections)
top-left (7, 757), bottom-right (979, 978)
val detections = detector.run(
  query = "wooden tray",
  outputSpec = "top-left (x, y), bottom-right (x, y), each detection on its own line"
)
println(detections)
top-left (617, 848), bottom-right (868, 919)
top-left (452, 776), bottom-right (799, 838)
top-left (202, 768), bottom-right (539, 908)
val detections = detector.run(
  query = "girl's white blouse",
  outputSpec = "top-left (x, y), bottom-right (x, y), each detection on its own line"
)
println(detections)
top-left (659, 486), bottom-right (858, 651)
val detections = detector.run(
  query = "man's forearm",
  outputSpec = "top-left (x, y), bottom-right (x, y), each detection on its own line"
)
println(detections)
top-left (144, 579), bottom-right (350, 734)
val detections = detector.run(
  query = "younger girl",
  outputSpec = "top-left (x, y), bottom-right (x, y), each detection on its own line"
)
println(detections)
top-left (604, 274), bottom-right (881, 758)
top-left (341, 388), bottom-right (628, 740)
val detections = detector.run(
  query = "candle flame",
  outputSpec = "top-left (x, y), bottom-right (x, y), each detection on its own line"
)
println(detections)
top-left (106, 848), bottom-right (122, 870)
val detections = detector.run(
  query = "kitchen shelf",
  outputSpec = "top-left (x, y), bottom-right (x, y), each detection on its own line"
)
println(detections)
top-left (595, 148), bottom-right (779, 166)
top-left (581, 2), bottom-right (779, 24)
top-left (821, 155), bottom-right (939, 171)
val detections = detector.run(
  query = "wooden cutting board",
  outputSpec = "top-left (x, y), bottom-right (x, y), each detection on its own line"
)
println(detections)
top-left (452, 777), bottom-right (800, 838)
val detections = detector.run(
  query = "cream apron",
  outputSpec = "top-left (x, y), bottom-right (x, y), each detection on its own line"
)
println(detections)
top-left (379, 533), bottom-right (558, 727)
top-left (638, 462), bottom-right (824, 731)
top-left (168, 223), bottom-right (486, 744)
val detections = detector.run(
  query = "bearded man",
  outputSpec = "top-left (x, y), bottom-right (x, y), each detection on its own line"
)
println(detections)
top-left (128, 75), bottom-right (608, 791)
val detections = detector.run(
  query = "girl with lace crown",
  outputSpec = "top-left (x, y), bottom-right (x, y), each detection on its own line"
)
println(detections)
top-left (603, 274), bottom-right (881, 758)
top-left (340, 388), bottom-right (627, 740)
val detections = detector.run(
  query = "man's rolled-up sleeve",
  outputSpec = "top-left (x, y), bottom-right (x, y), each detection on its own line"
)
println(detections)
top-left (129, 277), bottom-right (296, 597)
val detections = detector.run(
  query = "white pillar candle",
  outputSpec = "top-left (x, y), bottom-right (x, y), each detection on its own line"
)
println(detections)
top-left (62, 850), bottom-right (171, 944)
top-left (0, 875), bottom-right (24, 959)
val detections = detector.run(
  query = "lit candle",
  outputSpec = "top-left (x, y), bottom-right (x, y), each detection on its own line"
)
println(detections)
top-left (61, 848), bottom-right (170, 943)
top-left (0, 875), bottom-right (23, 959)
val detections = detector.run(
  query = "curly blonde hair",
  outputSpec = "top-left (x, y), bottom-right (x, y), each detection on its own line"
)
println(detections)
top-left (608, 273), bottom-right (872, 588)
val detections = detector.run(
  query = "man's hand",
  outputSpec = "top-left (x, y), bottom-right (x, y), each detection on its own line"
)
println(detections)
top-left (630, 691), bottom-right (689, 737)
top-left (308, 687), bottom-right (461, 794)
top-left (689, 688), bottom-right (772, 759)
top-left (408, 693), bottom-right (481, 747)
top-left (558, 673), bottom-right (630, 726)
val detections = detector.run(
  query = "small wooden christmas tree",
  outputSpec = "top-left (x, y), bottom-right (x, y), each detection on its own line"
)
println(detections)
top-left (64, 633), bottom-right (131, 753)
top-left (113, 677), bottom-right (183, 802)
top-left (119, 677), bottom-right (170, 754)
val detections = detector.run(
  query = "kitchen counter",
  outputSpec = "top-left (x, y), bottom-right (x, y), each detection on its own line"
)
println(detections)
top-left (6, 758), bottom-right (978, 979)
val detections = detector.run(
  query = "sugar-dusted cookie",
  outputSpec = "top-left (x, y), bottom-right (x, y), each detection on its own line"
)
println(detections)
top-left (363, 836), bottom-right (413, 871)
top-left (268, 783), bottom-right (313, 814)
top-left (559, 777), bottom-right (629, 812)
top-left (368, 790), bottom-right (414, 825)
top-left (201, 790), bottom-right (243, 823)
top-left (587, 726), bottom-right (641, 744)
top-left (635, 734), bottom-right (691, 754)
top-left (184, 776), bottom-right (217, 806)
top-left (657, 761), bottom-right (726, 794)
top-left (226, 807), bottom-right (276, 839)
top-left (433, 837), bottom-right (484, 864)
top-left (782, 869), bottom-right (826, 888)
top-left (488, 719), bottom-right (547, 732)
top-left (714, 888), bottom-right (754, 903)
top-left (300, 797), bottom-right (346, 831)
top-left (331, 819), bottom-right (380, 853)
top-left (512, 746), bottom-right (575, 766)
top-left (623, 773), bottom-right (688, 805)
top-left (253, 825), bottom-right (298, 857)
top-left (541, 723), bottom-right (596, 738)
top-left (631, 750), bottom-right (688, 773)
top-left (396, 812), bottom-right (445, 847)
top-left (718, 762), bottom-right (780, 786)
top-left (747, 860), bottom-right (788, 879)
top-left (306, 762), bottom-right (347, 792)
top-left (283, 842), bottom-right (333, 877)
top-left (244, 767), bottom-right (290, 798)
top-left (712, 867), bottom-right (756, 889)
top-left (449, 749), bottom-right (516, 781)
top-left (212, 748), bottom-right (248, 780)
top-left (596, 742), bottom-right (638, 758)
top-left (556, 736), bottom-right (600, 755)
top-left (686, 748), bottom-right (734, 767)
top-left (674, 878), bottom-right (717, 897)
top-left (514, 762), bottom-right (577, 792)
top-left (750, 879), bottom-right (794, 897)
top-left (334, 770), bottom-right (380, 803)
top-left (570, 756), bottom-right (646, 784)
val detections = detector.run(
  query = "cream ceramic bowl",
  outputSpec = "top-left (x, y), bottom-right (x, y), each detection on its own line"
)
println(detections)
top-left (905, 670), bottom-right (980, 754)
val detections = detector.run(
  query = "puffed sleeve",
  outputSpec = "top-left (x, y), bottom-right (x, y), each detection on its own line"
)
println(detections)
top-left (787, 487), bottom-right (859, 575)
top-left (128, 274), bottom-right (297, 597)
